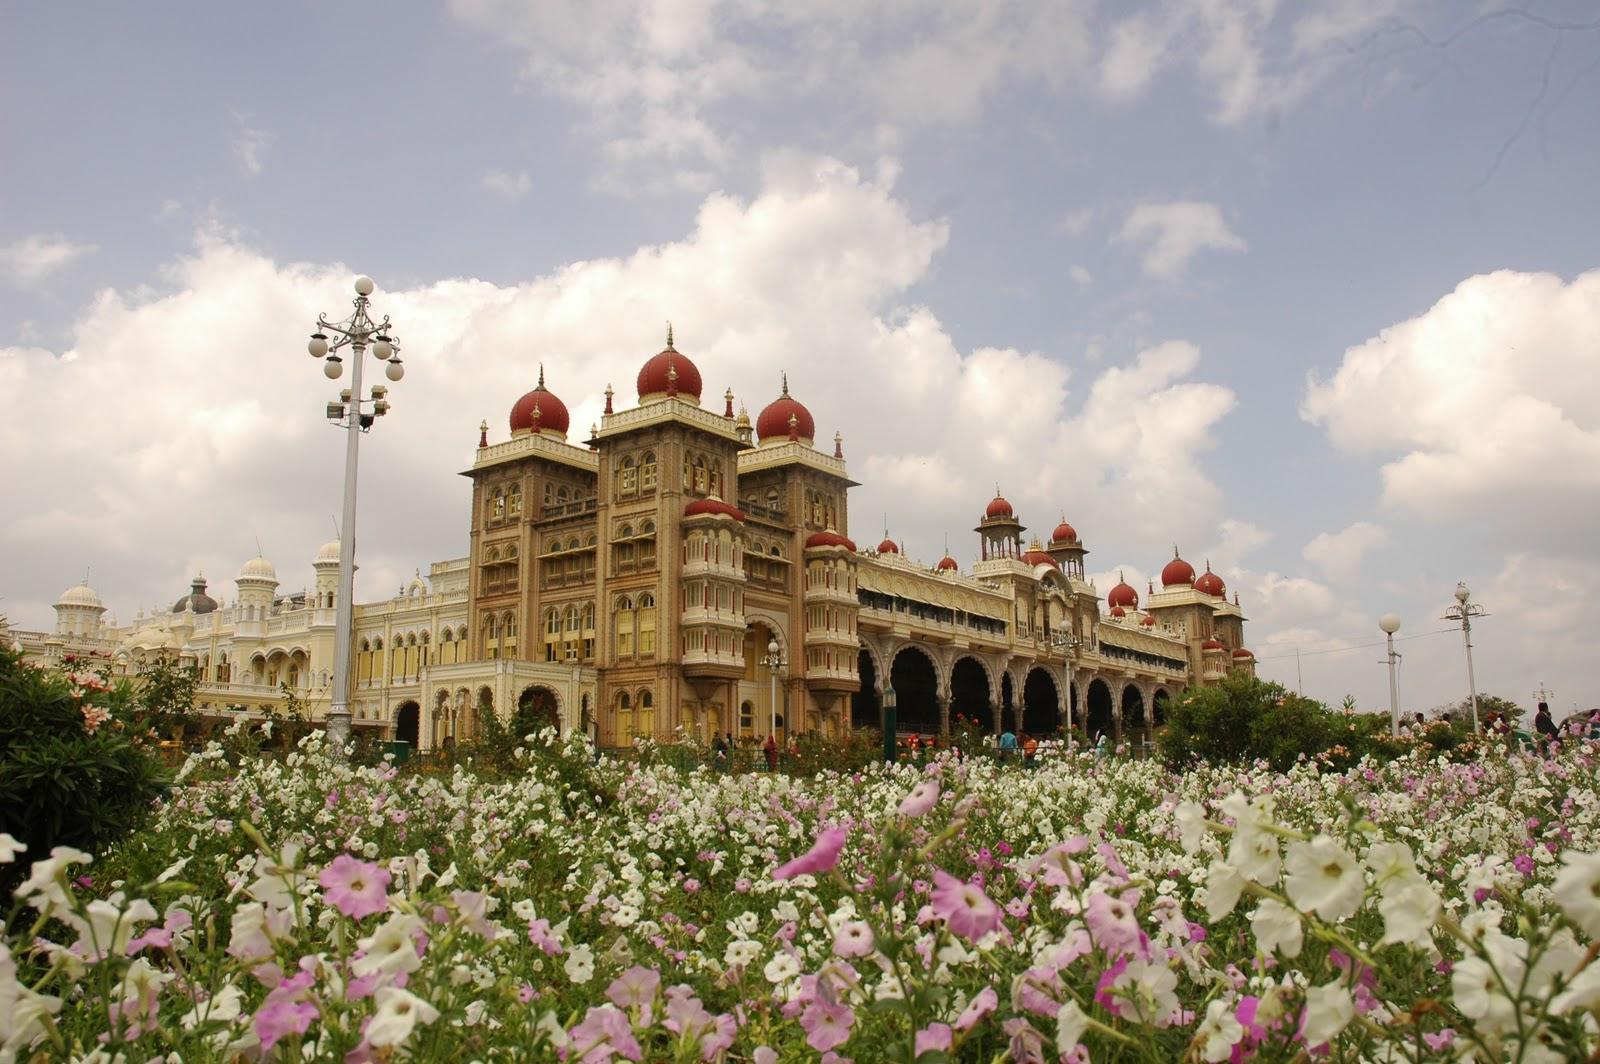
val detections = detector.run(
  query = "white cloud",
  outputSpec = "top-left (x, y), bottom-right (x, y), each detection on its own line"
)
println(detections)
top-left (1115, 201), bottom-right (1246, 279)
top-left (482, 168), bottom-right (533, 200)
top-left (1068, 264), bottom-right (1093, 286)
top-left (231, 112), bottom-right (272, 177)
top-left (1302, 521), bottom-right (1388, 581)
top-left (1302, 269), bottom-right (1600, 554)
top-left (0, 157), bottom-right (1242, 634)
top-left (1055, 208), bottom-right (1096, 237)
top-left (0, 234), bottom-right (95, 285)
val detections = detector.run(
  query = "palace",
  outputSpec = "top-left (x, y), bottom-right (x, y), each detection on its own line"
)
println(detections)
top-left (10, 331), bottom-right (1256, 749)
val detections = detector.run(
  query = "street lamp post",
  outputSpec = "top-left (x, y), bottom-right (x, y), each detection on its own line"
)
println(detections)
top-left (1378, 613), bottom-right (1402, 737)
top-left (1050, 631), bottom-right (1080, 749)
top-left (762, 637), bottom-right (785, 740)
top-left (306, 276), bottom-right (405, 751)
top-left (1443, 582), bottom-right (1487, 734)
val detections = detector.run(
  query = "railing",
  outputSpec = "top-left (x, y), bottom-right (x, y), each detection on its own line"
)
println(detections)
top-left (540, 498), bottom-right (599, 519)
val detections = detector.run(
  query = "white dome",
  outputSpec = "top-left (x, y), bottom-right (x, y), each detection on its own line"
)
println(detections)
top-left (56, 581), bottom-right (104, 609)
top-left (236, 555), bottom-right (279, 583)
top-left (315, 539), bottom-right (342, 564)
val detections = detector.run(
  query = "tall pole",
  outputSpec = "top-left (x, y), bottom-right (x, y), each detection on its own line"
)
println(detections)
top-left (1379, 613), bottom-right (1401, 737)
top-left (1462, 608), bottom-right (1481, 734)
top-left (883, 684), bottom-right (897, 764)
top-left (328, 328), bottom-right (364, 749)
top-left (306, 276), bottom-right (405, 754)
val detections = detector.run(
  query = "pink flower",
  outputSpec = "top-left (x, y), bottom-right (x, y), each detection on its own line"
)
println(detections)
top-left (800, 999), bottom-right (855, 1052)
top-left (253, 990), bottom-right (317, 1050)
top-left (1084, 891), bottom-right (1143, 957)
top-left (955, 986), bottom-right (998, 1031)
top-left (528, 917), bottom-right (564, 955)
top-left (319, 854), bottom-right (391, 920)
top-left (898, 779), bottom-right (941, 818)
top-left (774, 825), bottom-right (848, 881)
top-left (931, 869), bottom-right (1003, 941)
top-left (568, 1004), bottom-right (642, 1062)
top-left (606, 965), bottom-right (662, 1014)
top-left (833, 920), bottom-right (875, 958)
top-left (915, 1022), bottom-right (953, 1056)
top-left (1423, 1028), bottom-right (1456, 1051)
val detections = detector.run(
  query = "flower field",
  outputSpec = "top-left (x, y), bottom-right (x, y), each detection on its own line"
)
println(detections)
top-left (7, 730), bottom-right (1600, 1062)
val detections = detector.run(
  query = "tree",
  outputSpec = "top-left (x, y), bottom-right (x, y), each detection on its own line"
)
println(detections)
top-left (1158, 673), bottom-right (1337, 772)
top-left (1432, 693), bottom-right (1525, 730)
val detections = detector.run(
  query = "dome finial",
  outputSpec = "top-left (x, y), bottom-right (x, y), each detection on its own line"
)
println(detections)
top-left (665, 322), bottom-right (674, 350)
top-left (833, 430), bottom-right (843, 459)
top-left (538, 362), bottom-right (545, 388)
top-left (604, 383), bottom-right (614, 415)
top-left (478, 419), bottom-right (488, 449)
top-left (1173, 543), bottom-right (1180, 558)
top-left (724, 387), bottom-right (734, 418)
top-left (781, 371), bottom-right (789, 397)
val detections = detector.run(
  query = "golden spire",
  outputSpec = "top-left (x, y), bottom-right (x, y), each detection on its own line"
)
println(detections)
top-left (781, 371), bottom-right (789, 397)
top-left (665, 322), bottom-right (675, 349)
top-left (537, 362), bottom-right (545, 388)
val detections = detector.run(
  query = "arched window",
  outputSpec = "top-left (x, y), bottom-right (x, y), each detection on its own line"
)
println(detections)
top-left (616, 689), bottom-right (634, 743)
top-left (638, 593), bottom-right (657, 657)
top-left (490, 488), bottom-right (506, 521)
top-left (615, 595), bottom-right (635, 658)
top-left (582, 602), bottom-right (596, 659)
top-left (692, 456), bottom-right (708, 494)
top-left (508, 484), bottom-right (522, 516)
top-left (640, 451), bottom-right (658, 490)
top-left (544, 608), bottom-right (561, 662)
top-left (636, 689), bottom-right (655, 740)
top-left (620, 456), bottom-right (637, 494)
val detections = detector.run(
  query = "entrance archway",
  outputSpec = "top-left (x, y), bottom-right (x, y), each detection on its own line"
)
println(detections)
top-left (1152, 688), bottom-right (1172, 731)
top-left (1069, 682), bottom-right (1079, 734)
top-left (395, 701), bottom-right (419, 747)
top-left (1000, 673), bottom-right (1016, 731)
top-left (1022, 667), bottom-right (1062, 736)
top-left (889, 647), bottom-right (939, 736)
top-left (515, 685), bottom-right (560, 736)
top-left (1087, 679), bottom-right (1114, 742)
top-left (950, 657), bottom-right (992, 732)
top-left (851, 647), bottom-right (881, 730)
top-left (1122, 685), bottom-right (1147, 745)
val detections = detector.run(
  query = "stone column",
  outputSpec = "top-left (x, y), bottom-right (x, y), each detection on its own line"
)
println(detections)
top-left (938, 695), bottom-right (951, 741)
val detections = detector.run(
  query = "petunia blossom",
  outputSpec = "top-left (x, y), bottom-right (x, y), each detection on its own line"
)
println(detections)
top-left (774, 825), bottom-right (849, 881)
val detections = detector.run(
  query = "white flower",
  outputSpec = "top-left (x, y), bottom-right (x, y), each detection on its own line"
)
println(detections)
top-left (1378, 880), bottom-right (1441, 948)
top-left (1196, 999), bottom-right (1244, 1062)
top-left (14, 845), bottom-right (91, 920)
top-left (1452, 956), bottom-right (1522, 1034)
top-left (0, 942), bottom-right (62, 1058)
top-left (564, 943), bottom-right (595, 984)
top-left (179, 982), bottom-right (243, 1030)
top-left (1365, 841), bottom-right (1419, 892)
top-left (1056, 1000), bottom-right (1088, 1054)
top-left (1201, 860), bottom-right (1245, 922)
top-left (724, 939), bottom-right (761, 969)
top-left (1551, 962), bottom-right (1600, 1013)
top-left (763, 952), bottom-right (799, 984)
top-left (1110, 958), bottom-right (1180, 1026)
top-left (1284, 836), bottom-right (1364, 922)
top-left (1552, 851), bottom-right (1600, 938)
top-left (1229, 828), bottom-right (1281, 887)
top-left (1249, 898), bottom-right (1303, 958)
top-left (1174, 801), bottom-right (1207, 854)
top-left (353, 913), bottom-right (425, 979)
top-left (71, 896), bottom-right (158, 960)
top-left (0, 834), bottom-right (25, 864)
top-left (1301, 981), bottom-right (1354, 1047)
top-left (366, 986), bottom-right (440, 1048)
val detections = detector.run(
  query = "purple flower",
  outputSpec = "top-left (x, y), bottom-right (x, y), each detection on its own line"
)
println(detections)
top-left (774, 825), bottom-right (848, 881)
top-left (319, 854), bottom-right (391, 920)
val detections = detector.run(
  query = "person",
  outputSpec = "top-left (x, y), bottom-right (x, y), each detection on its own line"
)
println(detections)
top-left (1094, 731), bottom-right (1108, 759)
top-left (1022, 732), bottom-right (1039, 767)
top-left (713, 732), bottom-right (729, 769)
top-left (1413, 712), bottom-right (1427, 730)
top-left (999, 727), bottom-right (1018, 762)
top-left (764, 734), bottom-right (778, 772)
top-left (1535, 702), bottom-right (1559, 744)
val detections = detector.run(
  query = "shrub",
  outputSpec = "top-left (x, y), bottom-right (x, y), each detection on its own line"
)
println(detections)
top-left (0, 647), bottom-right (168, 887)
top-left (1159, 673), bottom-right (1340, 771)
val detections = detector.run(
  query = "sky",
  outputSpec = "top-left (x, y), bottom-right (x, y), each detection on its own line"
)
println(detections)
top-left (3, 1), bottom-right (1598, 719)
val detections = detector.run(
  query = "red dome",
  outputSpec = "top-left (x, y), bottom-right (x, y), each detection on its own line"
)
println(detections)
top-left (1141, 614), bottom-right (1156, 626)
top-left (936, 555), bottom-right (958, 571)
top-left (1194, 565), bottom-right (1226, 597)
top-left (1201, 638), bottom-right (1224, 650)
top-left (1232, 648), bottom-right (1254, 659)
top-left (805, 529), bottom-right (856, 551)
top-left (1110, 606), bottom-right (1126, 618)
top-left (1051, 521), bottom-right (1077, 543)
top-left (756, 375), bottom-right (815, 442)
top-left (508, 366), bottom-right (570, 438)
top-left (637, 329), bottom-right (702, 402)
top-left (877, 538), bottom-right (899, 554)
top-left (1161, 550), bottom-right (1196, 588)
top-left (984, 494), bottom-right (1014, 519)
top-left (683, 496), bottom-right (744, 522)
top-left (1021, 550), bottom-right (1059, 569)
top-left (1107, 575), bottom-right (1139, 610)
